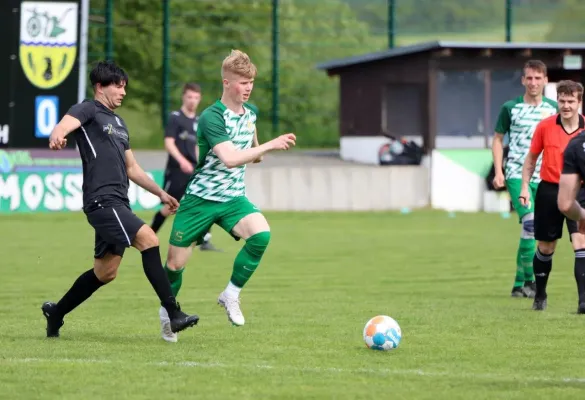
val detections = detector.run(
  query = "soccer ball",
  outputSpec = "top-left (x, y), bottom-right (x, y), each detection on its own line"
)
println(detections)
top-left (363, 315), bottom-right (402, 351)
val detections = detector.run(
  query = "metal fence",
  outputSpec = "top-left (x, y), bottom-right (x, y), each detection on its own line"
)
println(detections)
top-left (87, 0), bottom-right (577, 148)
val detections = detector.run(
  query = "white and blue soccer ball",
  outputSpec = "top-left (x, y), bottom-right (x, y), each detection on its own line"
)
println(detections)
top-left (363, 315), bottom-right (402, 351)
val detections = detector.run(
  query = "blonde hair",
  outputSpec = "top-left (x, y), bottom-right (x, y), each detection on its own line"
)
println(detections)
top-left (221, 49), bottom-right (257, 79)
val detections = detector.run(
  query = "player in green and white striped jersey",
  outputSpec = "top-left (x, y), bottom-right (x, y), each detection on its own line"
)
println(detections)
top-left (492, 60), bottom-right (558, 299)
top-left (157, 50), bottom-right (297, 342)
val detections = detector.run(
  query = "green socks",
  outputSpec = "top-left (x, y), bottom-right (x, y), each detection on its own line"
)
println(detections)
top-left (516, 238), bottom-right (536, 287)
top-left (163, 231), bottom-right (271, 299)
top-left (230, 231), bottom-right (271, 288)
top-left (164, 264), bottom-right (184, 297)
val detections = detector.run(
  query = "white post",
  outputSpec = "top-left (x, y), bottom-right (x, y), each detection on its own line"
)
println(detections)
top-left (77, 0), bottom-right (89, 103)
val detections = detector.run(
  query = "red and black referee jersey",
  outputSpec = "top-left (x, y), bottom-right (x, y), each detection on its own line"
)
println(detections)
top-left (529, 113), bottom-right (585, 184)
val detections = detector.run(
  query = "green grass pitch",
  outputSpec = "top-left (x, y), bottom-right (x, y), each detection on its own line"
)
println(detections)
top-left (1, 210), bottom-right (585, 399)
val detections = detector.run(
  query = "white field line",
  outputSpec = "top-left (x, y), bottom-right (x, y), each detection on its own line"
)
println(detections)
top-left (2, 357), bottom-right (585, 384)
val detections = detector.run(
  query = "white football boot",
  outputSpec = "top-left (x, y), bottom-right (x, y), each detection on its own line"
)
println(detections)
top-left (159, 306), bottom-right (178, 342)
top-left (217, 291), bottom-right (245, 326)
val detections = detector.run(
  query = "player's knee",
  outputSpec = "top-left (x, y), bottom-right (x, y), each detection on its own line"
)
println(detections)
top-left (521, 213), bottom-right (535, 239)
top-left (98, 268), bottom-right (118, 283)
top-left (246, 231), bottom-right (271, 255)
top-left (166, 261), bottom-right (182, 271)
top-left (167, 245), bottom-right (191, 270)
top-left (93, 255), bottom-right (121, 283)
top-left (133, 225), bottom-right (160, 251)
top-left (538, 242), bottom-right (556, 255)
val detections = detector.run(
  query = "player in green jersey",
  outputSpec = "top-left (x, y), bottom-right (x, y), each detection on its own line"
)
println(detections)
top-left (157, 49), bottom-right (296, 342)
top-left (492, 60), bottom-right (558, 298)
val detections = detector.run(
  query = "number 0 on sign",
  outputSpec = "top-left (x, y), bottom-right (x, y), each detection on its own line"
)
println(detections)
top-left (35, 96), bottom-right (59, 138)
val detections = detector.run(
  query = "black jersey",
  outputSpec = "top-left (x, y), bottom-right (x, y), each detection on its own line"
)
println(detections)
top-left (164, 109), bottom-right (198, 171)
top-left (562, 132), bottom-right (585, 178)
top-left (67, 99), bottom-right (131, 209)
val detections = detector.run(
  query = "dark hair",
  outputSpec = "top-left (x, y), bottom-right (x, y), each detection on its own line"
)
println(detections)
top-left (557, 80), bottom-right (584, 101)
top-left (183, 82), bottom-right (201, 94)
top-left (89, 60), bottom-right (129, 90)
top-left (523, 60), bottom-right (547, 76)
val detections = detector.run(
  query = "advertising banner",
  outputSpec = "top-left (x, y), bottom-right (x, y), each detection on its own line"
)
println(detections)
top-left (0, 149), bottom-right (163, 213)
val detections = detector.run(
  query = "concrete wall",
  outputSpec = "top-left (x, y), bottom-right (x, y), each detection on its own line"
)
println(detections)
top-left (137, 150), bottom-right (431, 212)
top-left (340, 136), bottom-right (388, 165)
top-left (245, 165), bottom-right (429, 211)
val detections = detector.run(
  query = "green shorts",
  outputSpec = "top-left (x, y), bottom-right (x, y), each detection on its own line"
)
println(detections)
top-left (169, 194), bottom-right (260, 247)
top-left (506, 178), bottom-right (538, 222)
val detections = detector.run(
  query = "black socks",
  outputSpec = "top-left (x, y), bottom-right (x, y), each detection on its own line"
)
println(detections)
top-left (533, 248), bottom-right (553, 300)
top-left (150, 211), bottom-right (166, 233)
top-left (141, 246), bottom-right (180, 318)
top-left (56, 269), bottom-right (105, 318)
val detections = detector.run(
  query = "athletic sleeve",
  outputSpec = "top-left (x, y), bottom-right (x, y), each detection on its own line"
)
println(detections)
top-left (494, 103), bottom-right (511, 135)
top-left (66, 101), bottom-right (96, 125)
top-left (199, 110), bottom-right (230, 148)
top-left (164, 113), bottom-right (181, 139)
top-left (530, 122), bottom-right (544, 155)
top-left (562, 139), bottom-right (582, 175)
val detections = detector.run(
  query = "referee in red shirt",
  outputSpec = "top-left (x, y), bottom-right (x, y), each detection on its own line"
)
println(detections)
top-left (520, 80), bottom-right (585, 312)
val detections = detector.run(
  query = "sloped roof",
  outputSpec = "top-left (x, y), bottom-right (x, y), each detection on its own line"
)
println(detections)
top-left (316, 40), bottom-right (585, 72)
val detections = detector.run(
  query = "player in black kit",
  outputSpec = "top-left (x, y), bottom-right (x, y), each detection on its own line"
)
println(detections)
top-left (557, 131), bottom-right (585, 313)
top-left (41, 61), bottom-right (200, 338)
top-left (150, 82), bottom-right (220, 251)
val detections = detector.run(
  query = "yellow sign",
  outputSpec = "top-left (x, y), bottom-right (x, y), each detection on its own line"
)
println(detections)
top-left (19, 2), bottom-right (78, 90)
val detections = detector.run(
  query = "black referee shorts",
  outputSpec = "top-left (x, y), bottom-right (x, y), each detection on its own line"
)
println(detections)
top-left (534, 180), bottom-right (585, 242)
top-left (85, 199), bottom-right (145, 258)
top-left (163, 168), bottom-right (191, 201)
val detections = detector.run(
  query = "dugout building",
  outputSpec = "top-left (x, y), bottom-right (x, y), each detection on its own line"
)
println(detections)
top-left (317, 41), bottom-right (585, 165)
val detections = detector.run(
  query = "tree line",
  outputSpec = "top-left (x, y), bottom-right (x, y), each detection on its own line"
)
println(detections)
top-left (87, 0), bottom-right (573, 148)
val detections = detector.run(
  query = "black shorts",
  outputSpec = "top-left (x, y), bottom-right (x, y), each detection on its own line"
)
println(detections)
top-left (163, 169), bottom-right (191, 201)
top-left (85, 199), bottom-right (145, 258)
top-left (534, 180), bottom-right (585, 242)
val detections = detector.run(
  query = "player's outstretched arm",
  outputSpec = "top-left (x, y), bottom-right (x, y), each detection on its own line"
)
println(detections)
top-left (50, 101), bottom-right (96, 150)
top-left (49, 115), bottom-right (82, 150)
top-left (125, 149), bottom-right (179, 211)
top-left (214, 133), bottom-right (296, 168)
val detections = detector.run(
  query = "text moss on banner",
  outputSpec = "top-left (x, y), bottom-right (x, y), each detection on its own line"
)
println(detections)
top-left (0, 170), bottom-right (164, 213)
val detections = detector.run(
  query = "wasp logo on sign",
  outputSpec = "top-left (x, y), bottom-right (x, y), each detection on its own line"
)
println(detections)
top-left (19, 2), bottom-right (78, 90)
